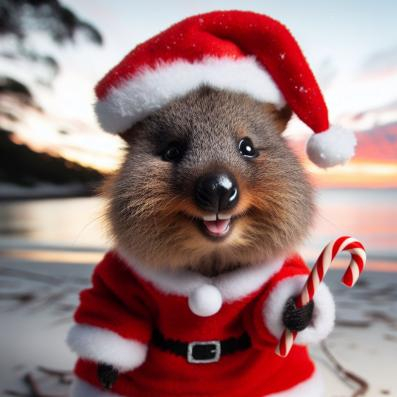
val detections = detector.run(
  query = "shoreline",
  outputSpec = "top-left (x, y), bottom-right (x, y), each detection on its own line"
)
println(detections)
top-left (0, 182), bottom-right (98, 201)
top-left (0, 192), bottom-right (94, 202)
top-left (0, 186), bottom-right (395, 201)
top-left (1, 240), bottom-right (396, 273)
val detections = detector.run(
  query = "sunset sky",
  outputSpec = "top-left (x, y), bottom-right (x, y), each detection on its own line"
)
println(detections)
top-left (1, 0), bottom-right (397, 187)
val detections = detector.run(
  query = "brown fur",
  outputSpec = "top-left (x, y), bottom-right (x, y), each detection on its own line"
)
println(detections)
top-left (104, 86), bottom-right (314, 276)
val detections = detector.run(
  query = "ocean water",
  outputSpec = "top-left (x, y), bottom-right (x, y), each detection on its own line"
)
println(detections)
top-left (0, 189), bottom-right (396, 270)
top-left (304, 188), bottom-right (397, 267)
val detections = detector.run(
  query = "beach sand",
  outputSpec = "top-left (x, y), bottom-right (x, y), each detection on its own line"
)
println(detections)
top-left (0, 255), bottom-right (396, 397)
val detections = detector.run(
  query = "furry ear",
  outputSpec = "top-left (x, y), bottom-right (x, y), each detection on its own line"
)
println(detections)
top-left (120, 129), bottom-right (134, 144)
top-left (263, 103), bottom-right (292, 133)
top-left (119, 124), bottom-right (140, 145)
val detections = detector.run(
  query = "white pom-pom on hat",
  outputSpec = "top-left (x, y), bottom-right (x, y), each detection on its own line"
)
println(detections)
top-left (306, 126), bottom-right (357, 169)
top-left (188, 284), bottom-right (223, 317)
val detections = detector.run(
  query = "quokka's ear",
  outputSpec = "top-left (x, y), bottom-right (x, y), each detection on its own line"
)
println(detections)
top-left (263, 103), bottom-right (293, 134)
top-left (120, 131), bottom-right (133, 144)
top-left (119, 124), bottom-right (140, 145)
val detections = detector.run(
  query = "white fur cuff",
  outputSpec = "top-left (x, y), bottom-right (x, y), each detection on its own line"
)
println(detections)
top-left (264, 275), bottom-right (335, 345)
top-left (67, 324), bottom-right (147, 371)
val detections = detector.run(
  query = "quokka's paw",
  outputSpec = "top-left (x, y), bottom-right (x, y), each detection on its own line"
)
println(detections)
top-left (282, 297), bottom-right (314, 332)
top-left (97, 363), bottom-right (119, 390)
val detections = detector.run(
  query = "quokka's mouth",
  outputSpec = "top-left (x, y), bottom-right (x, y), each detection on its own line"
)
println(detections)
top-left (194, 213), bottom-right (235, 240)
top-left (181, 211), bottom-right (244, 241)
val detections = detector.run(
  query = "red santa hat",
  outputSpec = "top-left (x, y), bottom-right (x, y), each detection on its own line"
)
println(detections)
top-left (95, 11), bottom-right (356, 169)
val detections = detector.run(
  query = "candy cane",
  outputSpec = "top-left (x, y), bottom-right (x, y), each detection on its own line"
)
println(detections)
top-left (275, 236), bottom-right (366, 358)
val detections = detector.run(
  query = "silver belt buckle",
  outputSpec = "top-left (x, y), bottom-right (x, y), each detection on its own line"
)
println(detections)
top-left (187, 341), bottom-right (221, 364)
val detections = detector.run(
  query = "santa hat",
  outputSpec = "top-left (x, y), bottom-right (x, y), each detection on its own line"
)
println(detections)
top-left (95, 11), bottom-right (356, 169)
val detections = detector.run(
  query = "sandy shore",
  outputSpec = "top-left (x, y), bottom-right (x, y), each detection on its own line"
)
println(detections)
top-left (0, 254), bottom-right (396, 397)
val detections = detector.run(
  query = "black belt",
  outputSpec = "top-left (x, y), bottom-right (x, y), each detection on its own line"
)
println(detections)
top-left (152, 329), bottom-right (251, 364)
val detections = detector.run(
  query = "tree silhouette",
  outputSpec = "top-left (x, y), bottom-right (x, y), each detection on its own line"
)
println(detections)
top-left (0, 0), bottom-right (103, 116)
top-left (0, 0), bottom-right (105, 188)
top-left (0, 0), bottom-right (103, 79)
top-left (0, 128), bottom-right (103, 186)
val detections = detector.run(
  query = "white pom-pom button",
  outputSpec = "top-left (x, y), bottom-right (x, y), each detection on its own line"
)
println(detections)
top-left (188, 284), bottom-right (223, 317)
top-left (306, 125), bottom-right (357, 169)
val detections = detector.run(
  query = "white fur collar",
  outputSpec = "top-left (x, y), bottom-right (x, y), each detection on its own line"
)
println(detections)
top-left (117, 249), bottom-right (284, 302)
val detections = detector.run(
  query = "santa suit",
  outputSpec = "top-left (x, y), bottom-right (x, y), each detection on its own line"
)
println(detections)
top-left (67, 251), bottom-right (335, 397)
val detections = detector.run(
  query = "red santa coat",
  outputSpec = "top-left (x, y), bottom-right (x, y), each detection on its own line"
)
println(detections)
top-left (67, 251), bottom-right (335, 397)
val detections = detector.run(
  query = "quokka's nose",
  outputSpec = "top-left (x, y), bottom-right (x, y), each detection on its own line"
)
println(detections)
top-left (194, 172), bottom-right (239, 213)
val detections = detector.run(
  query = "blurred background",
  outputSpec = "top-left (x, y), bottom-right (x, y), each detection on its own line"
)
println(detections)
top-left (0, 1), bottom-right (396, 396)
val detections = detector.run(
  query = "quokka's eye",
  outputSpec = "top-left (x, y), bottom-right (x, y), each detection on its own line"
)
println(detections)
top-left (239, 137), bottom-right (258, 158)
top-left (161, 142), bottom-right (185, 162)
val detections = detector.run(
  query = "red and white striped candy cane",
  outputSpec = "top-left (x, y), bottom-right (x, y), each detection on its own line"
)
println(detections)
top-left (275, 236), bottom-right (366, 358)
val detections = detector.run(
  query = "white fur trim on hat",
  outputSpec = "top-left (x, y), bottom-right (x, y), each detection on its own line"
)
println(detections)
top-left (264, 275), bottom-right (335, 345)
top-left (306, 126), bottom-right (357, 169)
top-left (67, 324), bottom-right (147, 371)
top-left (95, 57), bottom-right (283, 133)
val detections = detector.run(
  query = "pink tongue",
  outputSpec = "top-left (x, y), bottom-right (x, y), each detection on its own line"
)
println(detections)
top-left (203, 219), bottom-right (230, 235)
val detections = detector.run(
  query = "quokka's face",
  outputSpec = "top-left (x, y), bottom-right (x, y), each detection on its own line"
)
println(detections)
top-left (105, 86), bottom-right (314, 274)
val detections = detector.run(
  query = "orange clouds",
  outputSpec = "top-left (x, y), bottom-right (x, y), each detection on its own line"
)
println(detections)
top-left (307, 160), bottom-right (397, 188)
top-left (288, 121), bottom-right (397, 188)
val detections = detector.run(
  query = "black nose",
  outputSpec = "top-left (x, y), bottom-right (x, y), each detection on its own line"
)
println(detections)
top-left (194, 172), bottom-right (239, 212)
